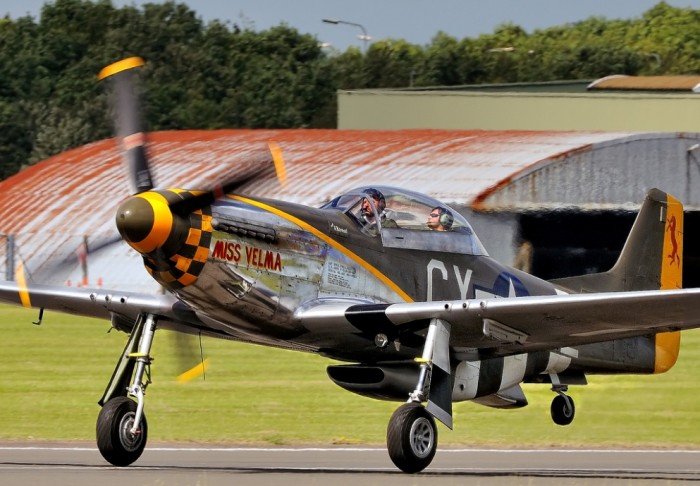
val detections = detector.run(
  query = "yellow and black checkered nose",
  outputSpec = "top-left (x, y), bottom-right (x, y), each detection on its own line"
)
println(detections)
top-left (115, 189), bottom-right (213, 290)
top-left (116, 192), bottom-right (173, 254)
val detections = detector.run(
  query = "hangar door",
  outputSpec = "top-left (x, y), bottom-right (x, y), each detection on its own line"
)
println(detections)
top-left (518, 211), bottom-right (700, 288)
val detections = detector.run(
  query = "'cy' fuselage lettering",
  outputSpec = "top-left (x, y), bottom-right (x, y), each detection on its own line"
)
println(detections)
top-left (427, 259), bottom-right (473, 301)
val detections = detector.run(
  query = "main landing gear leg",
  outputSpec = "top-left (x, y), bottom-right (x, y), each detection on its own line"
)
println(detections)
top-left (96, 313), bottom-right (157, 466)
top-left (550, 384), bottom-right (575, 426)
top-left (387, 318), bottom-right (451, 473)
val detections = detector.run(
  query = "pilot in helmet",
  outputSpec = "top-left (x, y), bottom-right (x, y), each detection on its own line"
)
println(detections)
top-left (360, 188), bottom-right (397, 229)
top-left (427, 206), bottom-right (453, 231)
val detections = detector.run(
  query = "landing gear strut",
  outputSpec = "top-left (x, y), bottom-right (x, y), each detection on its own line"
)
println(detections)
top-left (387, 318), bottom-right (451, 473)
top-left (96, 313), bottom-right (157, 466)
top-left (550, 385), bottom-right (575, 426)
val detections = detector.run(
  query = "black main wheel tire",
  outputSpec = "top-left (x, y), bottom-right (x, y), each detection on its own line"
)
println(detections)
top-left (386, 403), bottom-right (437, 473)
top-left (551, 394), bottom-right (575, 426)
top-left (96, 397), bottom-right (148, 467)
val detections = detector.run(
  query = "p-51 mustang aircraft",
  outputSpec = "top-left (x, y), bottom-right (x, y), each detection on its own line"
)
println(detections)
top-left (2, 57), bottom-right (700, 473)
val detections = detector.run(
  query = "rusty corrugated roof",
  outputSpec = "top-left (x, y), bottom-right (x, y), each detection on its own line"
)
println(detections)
top-left (0, 128), bottom-right (635, 288)
top-left (588, 75), bottom-right (700, 92)
top-left (1, 128), bottom-right (633, 226)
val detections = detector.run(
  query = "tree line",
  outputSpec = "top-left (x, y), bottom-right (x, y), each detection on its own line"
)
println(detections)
top-left (0, 0), bottom-right (698, 179)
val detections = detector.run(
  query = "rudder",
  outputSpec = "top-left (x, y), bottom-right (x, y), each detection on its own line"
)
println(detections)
top-left (551, 188), bottom-right (683, 293)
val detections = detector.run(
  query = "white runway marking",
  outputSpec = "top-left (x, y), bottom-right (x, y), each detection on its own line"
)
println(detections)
top-left (3, 445), bottom-right (700, 484)
top-left (2, 445), bottom-right (700, 453)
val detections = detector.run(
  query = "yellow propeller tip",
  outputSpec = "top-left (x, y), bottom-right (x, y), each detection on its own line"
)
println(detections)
top-left (15, 262), bottom-right (31, 308)
top-left (98, 56), bottom-right (145, 81)
top-left (268, 141), bottom-right (288, 188)
top-left (177, 358), bottom-right (210, 384)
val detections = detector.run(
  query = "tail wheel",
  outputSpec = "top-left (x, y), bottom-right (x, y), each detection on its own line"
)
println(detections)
top-left (96, 396), bottom-right (148, 466)
top-left (551, 393), bottom-right (575, 426)
top-left (387, 402), bottom-right (437, 473)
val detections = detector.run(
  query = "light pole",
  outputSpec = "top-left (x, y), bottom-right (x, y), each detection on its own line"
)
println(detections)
top-left (1, 233), bottom-right (14, 281)
top-left (322, 18), bottom-right (371, 52)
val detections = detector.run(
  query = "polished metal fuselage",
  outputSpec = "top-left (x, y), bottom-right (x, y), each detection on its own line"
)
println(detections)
top-left (168, 196), bottom-right (658, 385)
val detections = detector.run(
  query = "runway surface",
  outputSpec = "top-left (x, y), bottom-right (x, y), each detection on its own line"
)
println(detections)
top-left (2, 442), bottom-right (700, 485)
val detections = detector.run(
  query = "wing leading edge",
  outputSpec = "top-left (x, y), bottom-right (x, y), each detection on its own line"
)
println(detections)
top-left (0, 280), bottom-right (196, 329)
top-left (297, 288), bottom-right (700, 357)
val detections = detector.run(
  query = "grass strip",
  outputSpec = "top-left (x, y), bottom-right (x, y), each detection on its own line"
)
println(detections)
top-left (1, 304), bottom-right (699, 447)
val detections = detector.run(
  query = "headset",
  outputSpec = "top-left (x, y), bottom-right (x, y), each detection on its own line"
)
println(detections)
top-left (436, 207), bottom-right (453, 229)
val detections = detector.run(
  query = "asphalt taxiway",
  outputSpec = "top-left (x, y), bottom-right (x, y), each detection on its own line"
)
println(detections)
top-left (1, 443), bottom-right (699, 485)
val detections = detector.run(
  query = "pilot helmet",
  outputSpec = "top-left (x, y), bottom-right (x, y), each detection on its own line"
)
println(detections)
top-left (363, 188), bottom-right (386, 212)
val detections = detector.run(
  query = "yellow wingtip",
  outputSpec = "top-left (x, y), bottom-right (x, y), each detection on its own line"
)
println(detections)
top-left (177, 358), bottom-right (210, 384)
top-left (98, 56), bottom-right (145, 81)
top-left (268, 141), bottom-right (288, 188)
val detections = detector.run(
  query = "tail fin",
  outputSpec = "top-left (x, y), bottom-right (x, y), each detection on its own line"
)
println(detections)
top-left (551, 188), bottom-right (683, 293)
top-left (551, 188), bottom-right (683, 374)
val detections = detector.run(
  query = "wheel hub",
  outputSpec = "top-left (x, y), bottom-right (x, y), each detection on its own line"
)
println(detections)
top-left (409, 417), bottom-right (434, 458)
top-left (118, 412), bottom-right (143, 452)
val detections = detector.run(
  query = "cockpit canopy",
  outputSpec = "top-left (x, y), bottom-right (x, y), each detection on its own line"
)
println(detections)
top-left (321, 186), bottom-right (488, 256)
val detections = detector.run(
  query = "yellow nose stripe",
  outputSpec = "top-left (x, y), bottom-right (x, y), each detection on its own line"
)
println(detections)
top-left (132, 192), bottom-right (173, 254)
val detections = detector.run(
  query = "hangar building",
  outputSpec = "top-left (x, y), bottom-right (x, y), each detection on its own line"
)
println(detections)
top-left (338, 75), bottom-right (700, 132)
top-left (1, 128), bottom-right (699, 292)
